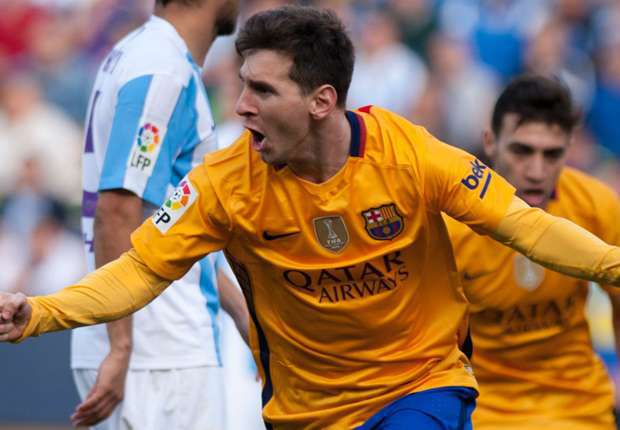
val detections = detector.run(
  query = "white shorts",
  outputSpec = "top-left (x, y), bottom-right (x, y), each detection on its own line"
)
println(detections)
top-left (73, 366), bottom-right (224, 430)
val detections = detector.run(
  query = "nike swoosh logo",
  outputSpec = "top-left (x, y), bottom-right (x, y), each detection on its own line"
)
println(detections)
top-left (262, 231), bottom-right (300, 241)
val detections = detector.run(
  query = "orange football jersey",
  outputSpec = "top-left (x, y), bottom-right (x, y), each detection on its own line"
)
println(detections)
top-left (131, 106), bottom-right (516, 428)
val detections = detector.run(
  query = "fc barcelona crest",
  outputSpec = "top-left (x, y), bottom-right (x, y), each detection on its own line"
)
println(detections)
top-left (362, 203), bottom-right (404, 240)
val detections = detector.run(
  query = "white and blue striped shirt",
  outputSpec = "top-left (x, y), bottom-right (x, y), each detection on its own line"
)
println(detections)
top-left (72, 16), bottom-right (223, 369)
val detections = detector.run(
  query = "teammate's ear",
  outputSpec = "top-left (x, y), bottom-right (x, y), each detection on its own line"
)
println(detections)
top-left (482, 129), bottom-right (497, 160)
top-left (309, 85), bottom-right (337, 120)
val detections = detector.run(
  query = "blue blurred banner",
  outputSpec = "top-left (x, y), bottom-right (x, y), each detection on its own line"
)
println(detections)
top-left (0, 331), bottom-right (79, 425)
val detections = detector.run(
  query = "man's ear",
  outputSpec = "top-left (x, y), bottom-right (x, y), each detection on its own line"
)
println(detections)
top-left (483, 128), bottom-right (497, 160)
top-left (309, 85), bottom-right (338, 120)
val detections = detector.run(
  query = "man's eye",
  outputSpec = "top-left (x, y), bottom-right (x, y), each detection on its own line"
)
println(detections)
top-left (545, 150), bottom-right (565, 160)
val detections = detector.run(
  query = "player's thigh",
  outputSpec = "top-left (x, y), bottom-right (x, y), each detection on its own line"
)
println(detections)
top-left (123, 366), bottom-right (224, 430)
top-left (73, 369), bottom-right (98, 401)
top-left (179, 366), bottom-right (225, 430)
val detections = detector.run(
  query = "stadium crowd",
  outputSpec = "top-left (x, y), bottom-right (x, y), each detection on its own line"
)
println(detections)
top-left (1, 0), bottom-right (620, 427)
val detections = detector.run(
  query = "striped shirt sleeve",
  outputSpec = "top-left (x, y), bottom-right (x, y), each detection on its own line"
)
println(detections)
top-left (99, 73), bottom-right (196, 206)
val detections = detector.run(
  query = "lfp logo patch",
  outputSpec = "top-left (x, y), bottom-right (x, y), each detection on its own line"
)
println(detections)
top-left (362, 203), bottom-right (404, 240)
top-left (137, 123), bottom-right (160, 152)
top-left (129, 122), bottom-right (162, 172)
top-left (152, 179), bottom-right (198, 234)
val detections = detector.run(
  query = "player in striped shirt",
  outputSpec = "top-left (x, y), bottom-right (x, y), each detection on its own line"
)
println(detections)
top-left (70, 0), bottom-right (247, 428)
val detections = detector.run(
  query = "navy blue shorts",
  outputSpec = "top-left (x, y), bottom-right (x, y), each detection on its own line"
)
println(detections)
top-left (356, 387), bottom-right (477, 430)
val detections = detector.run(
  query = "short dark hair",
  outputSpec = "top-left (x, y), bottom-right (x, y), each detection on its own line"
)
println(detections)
top-left (491, 75), bottom-right (580, 136)
top-left (235, 5), bottom-right (355, 107)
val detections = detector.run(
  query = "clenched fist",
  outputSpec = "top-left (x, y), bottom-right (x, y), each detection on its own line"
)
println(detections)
top-left (0, 292), bottom-right (32, 342)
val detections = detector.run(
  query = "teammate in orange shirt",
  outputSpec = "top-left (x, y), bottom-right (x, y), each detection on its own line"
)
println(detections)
top-left (446, 75), bottom-right (620, 430)
top-left (3, 7), bottom-right (620, 430)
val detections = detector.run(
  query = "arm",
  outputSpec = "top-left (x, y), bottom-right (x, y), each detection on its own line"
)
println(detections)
top-left (490, 196), bottom-right (620, 286)
top-left (96, 190), bottom-right (143, 356)
top-left (217, 267), bottom-right (249, 346)
top-left (0, 248), bottom-right (170, 341)
top-left (22, 249), bottom-right (170, 338)
top-left (71, 190), bottom-right (143, 427)
top-left (416, 130), bottom-right (620, 286)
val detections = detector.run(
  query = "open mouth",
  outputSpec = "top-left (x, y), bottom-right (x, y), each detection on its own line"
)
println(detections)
top-left (248, 128), bottom-right (266, 151)
top-left (521, 189), bottom-right (546, 207)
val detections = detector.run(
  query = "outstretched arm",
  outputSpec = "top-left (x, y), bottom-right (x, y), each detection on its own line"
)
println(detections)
top-left (417, 130), bottom-right (620, 286)
top-left (491, 196), bottom-right (620, 286)
top-left (0, 248), bottom-right (170, 342)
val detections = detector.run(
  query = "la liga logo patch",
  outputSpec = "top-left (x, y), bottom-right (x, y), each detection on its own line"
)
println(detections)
top-left (137, 123), bottom-right (160, 153)
top-left (164, 180), bottom-right (192, 210)
top-left (129, 122), bottom-right (164, 173)
top-left (152, 179), bottom-right (198, 234)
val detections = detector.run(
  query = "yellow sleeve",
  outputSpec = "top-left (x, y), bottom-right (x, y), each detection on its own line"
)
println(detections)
top-left (420, 130), bottom-right (515, 233)
top-left (593, 189), bottom-right (620, 295)
top-left (493, 196), bottom-right (620, 286)
top-left (131, 164), bottom-right (231, 280)
top-left (19, 249), bottom-right (170, 340)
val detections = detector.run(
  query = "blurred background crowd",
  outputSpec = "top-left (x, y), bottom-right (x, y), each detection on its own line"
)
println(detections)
top-left (1, 0), bottom-right (620, 426)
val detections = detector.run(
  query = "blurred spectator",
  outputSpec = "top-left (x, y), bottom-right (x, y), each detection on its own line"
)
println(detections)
top-left (587, 3), bottom-right (620, 159)
top-left (524, 17), bottom-right (596, 109)
top-left (415, 33), bottom-right (499, 154)
top-left (27, 12), bottom-right (95, 123)
top-left (0, 157), bottom-right (85, 296)
top-left (348, 9), bottom-right (428, 116)
top-left (0, 73), bottom-right (82, 205)
top-left (439, 0), bottom-right (549, 82)
top-left (2, 157), bottom-right (50, 237)
top-left (2, 198), bottom-right (85, 296)
top-left (553, 0), bottom-right (597, 54)
top-left (386, 0), bottom-right (438, 60)
top-left (0, 0), bottom-right (49, 62)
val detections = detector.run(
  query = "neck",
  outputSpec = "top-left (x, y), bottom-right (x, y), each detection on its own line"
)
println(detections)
top-left (287, 111), bottom-right (352, 184)
top-left (155, 4), bottom-right (217, 65)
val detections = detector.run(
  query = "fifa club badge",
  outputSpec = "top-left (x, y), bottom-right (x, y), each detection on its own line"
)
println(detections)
top-left (362, 203), bottom-right (404, 240)
top-left (513, 254), bottom-right (544, 291)
top-left (152, 178), bottom-right (198, 234)
top-left (313, 216), bottom-right (349, 253)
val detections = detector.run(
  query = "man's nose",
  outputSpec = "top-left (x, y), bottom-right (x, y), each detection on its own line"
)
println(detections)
top-left (525, 154), bottom-right (546, 183)
top-left (235, 87), bottom-right (257, 117)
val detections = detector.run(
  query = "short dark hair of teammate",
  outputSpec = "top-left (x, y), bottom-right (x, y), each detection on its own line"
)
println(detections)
top-left (235, 5), bottom-right (355, 107)
top-left (491, 75), bottom-right (580, 136)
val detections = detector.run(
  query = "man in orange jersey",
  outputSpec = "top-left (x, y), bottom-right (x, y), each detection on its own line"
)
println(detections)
top-left (446, 74), bottom-right (620, 430)
top-left (3, 7), bottom-right (620, 430)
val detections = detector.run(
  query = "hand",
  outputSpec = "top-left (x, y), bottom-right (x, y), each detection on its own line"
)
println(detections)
top-left (0, 292), bottom-right (31, 342)
top-left (71, 350), bottom-right (130, 427)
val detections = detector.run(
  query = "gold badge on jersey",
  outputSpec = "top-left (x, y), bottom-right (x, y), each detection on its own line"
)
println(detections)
top-left (313, 216), bottom-right (349, 253)
top-left (513, 254), bottom-right (545, 291)
top-left (361, 203), bottom-right (404, 240)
